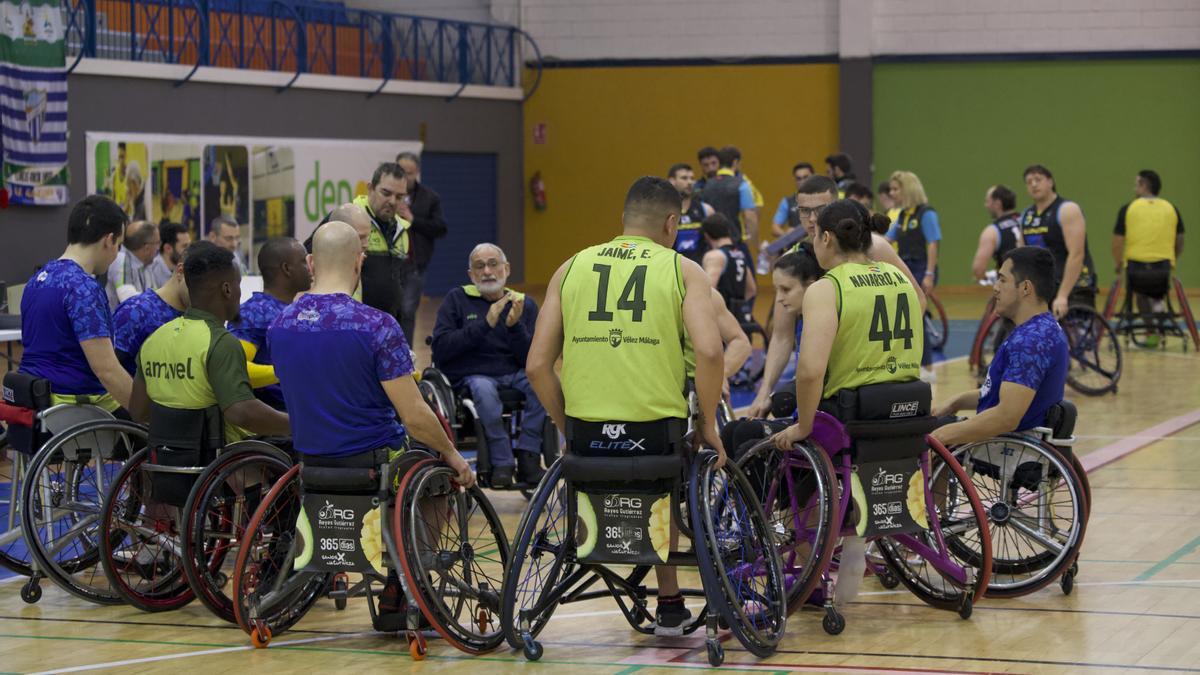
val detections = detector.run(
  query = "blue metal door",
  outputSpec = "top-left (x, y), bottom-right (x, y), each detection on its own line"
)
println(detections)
top-left (419, 152), bottom-right (498, 296)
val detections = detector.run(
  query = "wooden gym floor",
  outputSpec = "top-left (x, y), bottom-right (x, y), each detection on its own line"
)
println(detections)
top-left (2, 287), bottom-right (1200, 674)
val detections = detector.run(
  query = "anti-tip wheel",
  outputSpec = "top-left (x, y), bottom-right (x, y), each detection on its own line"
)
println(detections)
top-left (958, 594), bottom-right (974, 620)
top-left (822, 609), bottom-right (845, 635)
top-left (877, 569), bottom-right (900, 589)
top-left (20, 580), bottom-right (42, 604)
top-left (1060, 570), bottom-right (1075, 596)
top-left (706, 641), bottom-right (724, 667)
top-left (522, 634), bottom-right (543, 661)
top-left (250, 624), bottom-right (272, 649)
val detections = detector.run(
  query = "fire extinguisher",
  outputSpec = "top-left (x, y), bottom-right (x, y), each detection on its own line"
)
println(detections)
top-left (530, 171), bottom-right (546, 211)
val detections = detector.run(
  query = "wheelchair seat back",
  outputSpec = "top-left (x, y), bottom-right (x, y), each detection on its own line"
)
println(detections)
top-left (821, 380), bottom-right (936, 538)
top-left (2, 371), bottom-right (51, 454)
top-left (1042, 400), bottom-right (1077, 446)
top-left (564, 417), bottom-right (686, 566)
top-left (145, 403), bottom-right (224, 506)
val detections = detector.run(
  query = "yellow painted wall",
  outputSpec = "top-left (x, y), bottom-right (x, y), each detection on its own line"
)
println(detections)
top-left (522, 63), bottom-right (840, 284)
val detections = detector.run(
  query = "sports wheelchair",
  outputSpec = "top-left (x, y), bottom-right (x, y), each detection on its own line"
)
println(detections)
top-left (734, 381), bottom-right (994, 635)
top-left (500, 411), bottom-right (787, 667)
top-left (230, 445), bottom-right (510, 657)
top-left (418, 367), bottom-right (558, 490)
top-left (96, 404), bottom-right (292, 616)
top-left (0, 371), bottom-right (136, 605)
top-left (943, 400), bottom-right (1089, 597)
top-left (1104, 273), bottom-right (1199, 351)
top-left (970, 299), bottom-right (1121, 397)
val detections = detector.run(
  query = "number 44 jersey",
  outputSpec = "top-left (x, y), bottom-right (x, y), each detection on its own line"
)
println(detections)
top-left (560, 235), bottom-right (689, 423)
top-left (822, 261), bottom-right (924, 399)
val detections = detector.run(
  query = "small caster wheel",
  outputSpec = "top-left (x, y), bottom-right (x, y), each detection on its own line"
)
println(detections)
top-left (213, 572), bottom-right (228, 589)
top-left (706, 640), bottom-right (724, 667)
top-left (333, 573), bottom-right (349, 610)
top-left (877, 568), bottom-right (900, 589)
top-left (522, 634), bottom-right (543, 661)
top-left (250, 623), bottom-right (272, 649)
top-left (408, 632), bottom-right (427, 660)
top-left (1069, 561), bottom-right (1079, 577)
top-left (1060, 570), bottom-right (1075, 596)
top-left (958, 594), bottom-right (973, 620)
top-left (476, 607), bottom-right (491, 633)
top-left (822, 609), bottom-right (845, 635)
top-left (20, 580), bottom-right (42, 604)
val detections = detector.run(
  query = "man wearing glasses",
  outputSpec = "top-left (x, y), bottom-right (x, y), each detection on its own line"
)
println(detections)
top-left (430, 243), bottom-right (546, 487)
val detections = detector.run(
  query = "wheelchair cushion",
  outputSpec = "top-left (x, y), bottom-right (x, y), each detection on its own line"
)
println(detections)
top-left (147, 403), bottom-right (224, 454)
top-left (301, 465), bottom-right (379, 492)
top-left (1044, 400), bottom-right (1077, 439)
top-left (562, 453), bottom-right (683, 484)
top-left (498, 387), bottom-right (526, 412)
top-left (2, 371), bottom-right (51, 411)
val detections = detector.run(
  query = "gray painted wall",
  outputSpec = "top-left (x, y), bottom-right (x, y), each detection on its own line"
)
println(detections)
top-left (0, 73), bottom-right (523, 288)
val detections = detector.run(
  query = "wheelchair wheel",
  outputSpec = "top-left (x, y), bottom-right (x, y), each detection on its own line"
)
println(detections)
top-left (20, 419), bottom-right (144, 604)
top-left (875, 438), bottom-right (992, 610)
top-left (232, 465), bottom-right (329, 639)
top-left (500, 458), bottom-right (575, 649)
top-left (394, 458), bottom-right (510, 653)
top-left (925, 293), bottom-right (949, 351)
top-left (182, 441), bottom-right (292, 622)
top-left (971, 312), bottom-right (1010, 383)
top-left (99, 448), bottom-right (194, 611)
top-left (735, 439), bottom-right (838, 615)
top-left (690, 450), bottom-right (786, 658)
top-left (949, 436), bottom-right (1086, 598)
top-left (0, 448), bottom-right (34, 575)
top-left (1061, 305), bottom-right (1122, 396)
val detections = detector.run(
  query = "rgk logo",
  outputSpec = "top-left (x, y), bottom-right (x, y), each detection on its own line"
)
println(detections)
top-left (602, 424), bottom-right (626, 439)
top-left (890, 401), bottom-right (919, 418)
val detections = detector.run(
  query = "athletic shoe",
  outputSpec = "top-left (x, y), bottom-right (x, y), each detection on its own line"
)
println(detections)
top-left (517, 452), bottom-right (546, 485)
top-left (654, 600), bottom-right (692, 636)
top-left (491, 465), bottom-right (515, 488)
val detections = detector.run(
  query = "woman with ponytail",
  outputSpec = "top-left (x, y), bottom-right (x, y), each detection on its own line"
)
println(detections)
top-left (772, 200), bottom-right (925, 449)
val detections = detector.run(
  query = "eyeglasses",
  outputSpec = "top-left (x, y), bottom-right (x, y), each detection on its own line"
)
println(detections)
top-left (471, 259), bottom-right (505, 271)
top-left (796, 205), bottom-right (828, 219)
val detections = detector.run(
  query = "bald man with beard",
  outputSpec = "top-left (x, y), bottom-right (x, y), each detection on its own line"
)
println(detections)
top-left (268, 221), bottom-right (473, 631)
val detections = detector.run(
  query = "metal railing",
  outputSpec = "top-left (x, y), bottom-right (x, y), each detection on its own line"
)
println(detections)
top-left (62, 0), bottom-right (542, 98)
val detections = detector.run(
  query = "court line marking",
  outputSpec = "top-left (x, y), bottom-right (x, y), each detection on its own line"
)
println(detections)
top-left (27, 631), bottom-right (374, 674)
top-left (1137, 535), bottom-right (1200, 582)
top-left (1080, 407), bottom-right (1200, 473)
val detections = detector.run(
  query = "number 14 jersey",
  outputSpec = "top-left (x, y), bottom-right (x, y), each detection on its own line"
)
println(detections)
top-left (560, 235), bottom-right (689, 422)
top-left (822, 261), bottom-right (924, 399)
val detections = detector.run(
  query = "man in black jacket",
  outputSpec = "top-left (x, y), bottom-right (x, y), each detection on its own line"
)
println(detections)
top-left (430, 243), bottom-right (545, 488)
top-left (395, 152), bottom-right (449, 344)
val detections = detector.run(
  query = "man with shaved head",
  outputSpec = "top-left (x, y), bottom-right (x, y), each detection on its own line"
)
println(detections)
top-left (431, 242), bottom-right (546, 488)
top-left (269, 220), bottom-right (474, 632)
top-left (228, 237), bottom-right (311, 410)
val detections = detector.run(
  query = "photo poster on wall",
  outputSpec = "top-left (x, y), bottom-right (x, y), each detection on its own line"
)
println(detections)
top-left (86, 132), bottom-right (421, 273)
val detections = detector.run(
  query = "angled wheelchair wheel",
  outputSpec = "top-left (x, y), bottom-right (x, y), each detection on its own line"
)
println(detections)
top-left (875, 438), bottom-right (992, 611)
top-left (690, 450), bottom-right (786, 658)
top-left (950, 436), bottom-right (1086, 598)
top-left (394, 458), bottom-right (510, 653)
top-left (0, 445), bottom-right (35, 576)
top-left (500, 459), bottom-right (575, 649)
top-left (735, 439), bottom-right (838, 615)
top-left (1061, 305), bottom-right (1122, 396)
top-left (20, 419), bottom-right (145, 604)
top-left (232, 465), bottom-right (330, 639)
top-left (182, 441), bottom-right (292, 622)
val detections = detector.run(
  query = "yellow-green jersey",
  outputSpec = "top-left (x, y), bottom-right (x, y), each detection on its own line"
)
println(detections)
top-left (137, 308), bottom-right (257, 442)
top-left (560, 235), bottom-right (688, 422)
top-left (821, 261), bottom-right (922, 399)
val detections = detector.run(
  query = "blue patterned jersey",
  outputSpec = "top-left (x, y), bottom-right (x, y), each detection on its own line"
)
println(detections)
top-left (113, 289), bottom-right (183, 374)
top-left (977, 312), bottom-right (1068, 431)
top-left (20, 259), bottom-right (114, 394)
top-left (229, 292), bottom-right (288, 410)
top-left (268, 292), bottom-right (414, 457)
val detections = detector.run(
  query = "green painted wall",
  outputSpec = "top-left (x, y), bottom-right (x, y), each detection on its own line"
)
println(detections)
top-left (874, 58), bottom-right (1200, 289)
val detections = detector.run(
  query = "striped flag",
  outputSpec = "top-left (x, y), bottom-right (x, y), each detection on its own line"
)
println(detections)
top-left (1, 0), bottom-right (67, 205)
